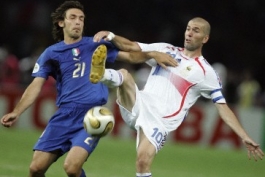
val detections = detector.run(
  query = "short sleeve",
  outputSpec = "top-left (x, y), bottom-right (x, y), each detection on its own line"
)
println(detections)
top-left (31, 48), bottom-right (52, 79)
top-left (200, 67), bottom-right (226, 103)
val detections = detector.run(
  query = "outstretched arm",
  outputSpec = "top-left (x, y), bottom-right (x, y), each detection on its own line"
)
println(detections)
top-left (94, 31), bottom-right (178, 69)
top-left (1, 77), bottom-right (45, 127)
top-left (94, 31), bottom-right (141, 52)
top-left (116, 50), bottom-right (177, 69)
top-left (215, 103), bottom-right (264, 161)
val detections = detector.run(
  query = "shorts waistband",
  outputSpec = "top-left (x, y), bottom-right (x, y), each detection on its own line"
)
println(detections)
top-left (59, 102), bottom-right (95, 109)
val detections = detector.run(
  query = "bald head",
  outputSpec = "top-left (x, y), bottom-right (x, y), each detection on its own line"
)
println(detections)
top-left (189, 17), bottom-right (211, 36)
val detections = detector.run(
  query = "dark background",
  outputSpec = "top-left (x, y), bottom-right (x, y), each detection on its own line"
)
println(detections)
top-left (0, 0), bottom-right (265, 91)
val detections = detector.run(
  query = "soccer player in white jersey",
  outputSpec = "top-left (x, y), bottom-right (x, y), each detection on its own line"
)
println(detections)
top-left (92, 17), bottom-right (264, 177)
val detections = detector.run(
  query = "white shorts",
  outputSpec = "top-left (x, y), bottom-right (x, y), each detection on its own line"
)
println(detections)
top-left (117, 84), bottom-right (168, 153)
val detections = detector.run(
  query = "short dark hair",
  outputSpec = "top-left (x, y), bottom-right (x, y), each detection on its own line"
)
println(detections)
top-left (51, 1), bottom-right (84, 42)
top-left (190, 17), bottom-right (211, 36)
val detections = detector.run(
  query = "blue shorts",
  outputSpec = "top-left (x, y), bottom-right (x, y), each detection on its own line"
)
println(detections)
top-left (34, 103), bottom-right (100, 157)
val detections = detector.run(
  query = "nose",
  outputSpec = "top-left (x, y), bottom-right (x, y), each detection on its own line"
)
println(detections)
top-left (187, 30), bottom-right (193, 37)
top-left (75, 19), bottom-right (81, 25)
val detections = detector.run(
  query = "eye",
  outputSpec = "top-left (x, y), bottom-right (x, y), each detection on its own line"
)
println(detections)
top-left (69, 15), bottom-right (76, 19)
top-left (192, 28), bottom-right (200, 33)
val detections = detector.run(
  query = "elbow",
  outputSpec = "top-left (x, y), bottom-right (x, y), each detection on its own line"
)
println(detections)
top-left (125, 42), bottom-right (141, 52)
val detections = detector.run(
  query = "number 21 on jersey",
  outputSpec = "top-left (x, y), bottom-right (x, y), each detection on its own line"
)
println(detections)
top-left (73, 62), bottom-right (86, 78)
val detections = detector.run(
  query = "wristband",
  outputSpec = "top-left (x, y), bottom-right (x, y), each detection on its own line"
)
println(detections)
top-left (106, 32), bottom-right (115, 41)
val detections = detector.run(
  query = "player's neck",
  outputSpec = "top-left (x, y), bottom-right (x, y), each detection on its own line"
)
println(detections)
top-left (182, 49), bottom-right (202, 59)
top-left (63, 36), bottom-right (82, 45)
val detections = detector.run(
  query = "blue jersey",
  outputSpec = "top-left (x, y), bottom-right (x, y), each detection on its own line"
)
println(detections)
top-left (32, 37), bottom-right (119, 106)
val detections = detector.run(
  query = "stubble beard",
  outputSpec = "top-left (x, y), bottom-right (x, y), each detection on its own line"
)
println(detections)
top-left (69, 33), bottom-right (81, 40)
top-left (184, 43), bottom-right (199, 51)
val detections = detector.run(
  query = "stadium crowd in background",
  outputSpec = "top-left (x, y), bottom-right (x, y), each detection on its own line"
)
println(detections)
top-left (0, 45), bottom-right (20, 87)
top-left (1, 1), bottom-right (265, 107)
top-left (0, 1), bottom-right (264, 176)
top-left (0, 45), bottom-right (264, 108)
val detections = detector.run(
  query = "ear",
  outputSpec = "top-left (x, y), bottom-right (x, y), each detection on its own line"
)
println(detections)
top-left (58, 21), bottom-right (64, 27)
top-left (202, 35), bottom-right (209, 44)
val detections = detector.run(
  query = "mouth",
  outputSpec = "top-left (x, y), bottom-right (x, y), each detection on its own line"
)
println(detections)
top-left (185, 39), bottom-right (191, 43)
top-left (73, 28), bottom-right (81, 32)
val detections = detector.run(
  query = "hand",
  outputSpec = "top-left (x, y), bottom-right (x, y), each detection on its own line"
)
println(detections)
top-left (152, 51), bottom-right (178, 69)
top-left (1, 113), bottom-right (19, 128)
top-left (242, 139), bottom-right (264, 161)
top-left (93, 31), bottom-right (112, 43)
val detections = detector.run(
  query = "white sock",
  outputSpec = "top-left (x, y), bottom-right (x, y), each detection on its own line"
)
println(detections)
top-left (101, 69), bottom-right (123, 88)
top-left (136, 173), bottom-right (152, 177)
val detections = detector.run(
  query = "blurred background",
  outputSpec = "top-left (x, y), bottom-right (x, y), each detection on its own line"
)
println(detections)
top-left (1, 0), bottom-right (265, 106)
top-left (0, 0), bottom-right (265, 176)
top-left (0, 0), bottom-right (264, 135)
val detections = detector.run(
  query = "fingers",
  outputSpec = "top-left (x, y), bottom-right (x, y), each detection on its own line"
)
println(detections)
top-left (93, 33), bottom-right (103, 42)
top-left (169, 58), bottom-right (178, 67)
top-left (167, 55), bottom-right (178, 66)
top-left (251, 150), bottom-right (260, 161)
top-left (93, 31), bottom-right (110, 42)
top-left (256, 148), bottom-right (264, 160)
top-left (163, 54), bottom-right (178, 67)
top-left (1, 115), bottom-right (16, 128)
top-left (165, 57), bottom-right (178, 67)
top-left (252, 150), bottom-right (258, 161)
top-left (248, 147), bottom-right (264, 161)
top-left (2, 123), bottom-right (12, 128)
top-left (243, 140), bottom-right (262, 161)
top-left (1, 119), bottom-right (12, 128)
top-left (160, 64), bottom-right (168, 70)
top-left (155, 53), bottom-right (178, 68)
top-left (258, 148), bottom-right (265, 156)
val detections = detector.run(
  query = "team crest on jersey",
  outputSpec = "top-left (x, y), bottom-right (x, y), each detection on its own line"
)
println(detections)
top-left (72, 48), bottom-right (80, 56)
top-left (179, 65), bottom-right (192, 77)
top-left (32, 63), bottom-right (40, 73)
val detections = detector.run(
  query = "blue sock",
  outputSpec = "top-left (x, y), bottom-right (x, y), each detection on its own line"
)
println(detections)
top-left (136, 173), bottom-right (152, 177)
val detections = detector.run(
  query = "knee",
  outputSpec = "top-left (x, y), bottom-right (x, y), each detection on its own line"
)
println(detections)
top-left (63, 162), bottom-right (81, 177)
top-left (118, 68), bottom-right (135, 87)
top-left (29, 162), bottom-right (46, 176)
top-left (118, 69), bottom-right (130, 82)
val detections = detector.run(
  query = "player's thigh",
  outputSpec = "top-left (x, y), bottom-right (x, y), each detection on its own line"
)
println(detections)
top-left (117, 69), bottom-right (136, 112)
top-left (30, 150), bottom-right (59, 170)
top-left (64, 146), bottom-right (88, 168)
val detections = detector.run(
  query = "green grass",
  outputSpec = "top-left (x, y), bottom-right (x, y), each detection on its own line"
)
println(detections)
top-left (0, 128), bottom-right (264, 177)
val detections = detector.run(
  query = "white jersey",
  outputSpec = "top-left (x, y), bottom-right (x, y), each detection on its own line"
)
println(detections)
top-left (118, 42), bottom-right (226, 152)
top-left (137, 42), bottom-right (225, 131)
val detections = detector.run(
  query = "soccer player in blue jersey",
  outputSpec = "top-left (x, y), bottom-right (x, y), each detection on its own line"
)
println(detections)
top-left (0, 1), bottom-right (177, 177)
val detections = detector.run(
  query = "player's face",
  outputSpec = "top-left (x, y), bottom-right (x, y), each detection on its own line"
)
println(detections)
top-left (60, 8), bottom-right (85, 41)
top-left (184, 21), bottom-right (209, 51)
